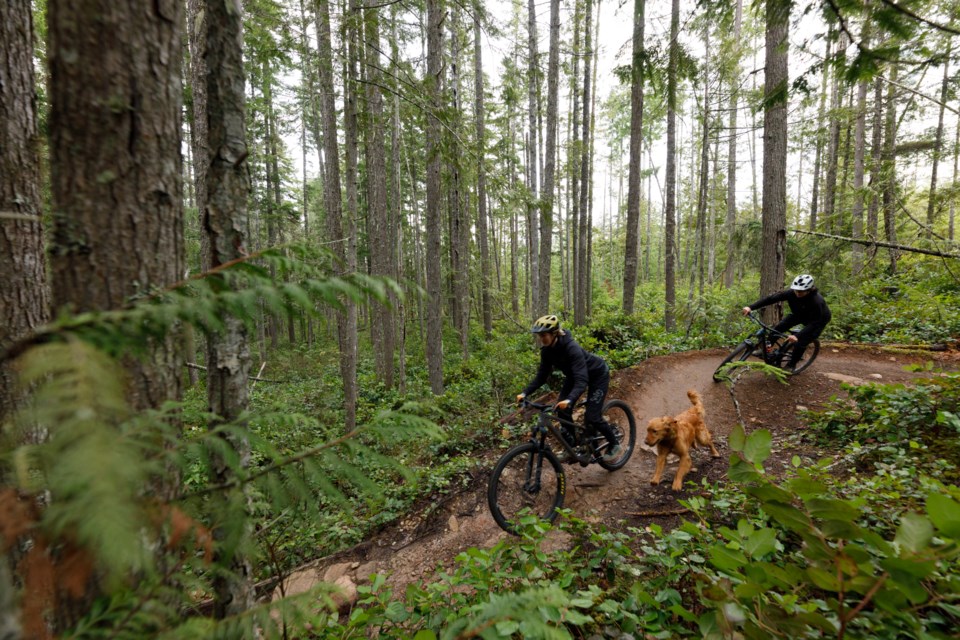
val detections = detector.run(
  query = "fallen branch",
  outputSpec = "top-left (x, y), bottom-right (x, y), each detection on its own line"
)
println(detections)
top-left (185, 362), bottom-right (283, 383)
top-left (627, 508), bottom-right (691, 518)
top-left (790, 228), bottom-right (960, 259)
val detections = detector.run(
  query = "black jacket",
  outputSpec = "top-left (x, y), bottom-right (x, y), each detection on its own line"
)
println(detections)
top-left (747, 288), bottom-right (832, 337)
top-left (523, 331), bottom-right (607, 405)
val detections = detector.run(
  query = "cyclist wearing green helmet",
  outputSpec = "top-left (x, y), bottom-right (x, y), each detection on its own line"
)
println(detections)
top-left (517, 315), bottom-right (622, 460)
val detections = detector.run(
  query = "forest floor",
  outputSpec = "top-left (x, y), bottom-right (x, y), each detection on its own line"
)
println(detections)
top-left (273, 344), bottom-right (960, 605)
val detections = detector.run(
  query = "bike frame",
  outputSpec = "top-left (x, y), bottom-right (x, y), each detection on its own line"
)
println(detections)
top-left (522, 400), bottom-right (601, 466)
top-left (743, 312), bottom-right (798, 366)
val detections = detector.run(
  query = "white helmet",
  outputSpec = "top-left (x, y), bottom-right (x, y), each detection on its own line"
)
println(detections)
top-left (791, 274), bottom-right (815, 291)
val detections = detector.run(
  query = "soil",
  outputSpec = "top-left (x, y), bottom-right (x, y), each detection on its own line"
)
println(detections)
top-left (274, 344), bottom-right (959, 604)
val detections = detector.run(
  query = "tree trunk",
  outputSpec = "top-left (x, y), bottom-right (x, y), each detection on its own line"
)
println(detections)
top-left (950, 111), bottom-right (959, 242)
top-left (851, 53), bottom-right (869, 274)
top-left (758, 0), bottom-right (789, 323)
top-left (200, 0), bottom-right (254, 619)
top-left (363, 0), bottom-right (396, 384)
top-left (575, 0), bottom-right (593, 325)
top-left (622, 0), bottom-right (645, 312)
top-left (926, 45), bottom-right (951, 238)
top-left (539, 0), bottom-right (561, 316)
top-left (48, 0), bottom-right (184, 412)
top-left (448, 6), bottom-right (469, 358)
top-left (664, 0), bottom-right (679, 332)
top-left (722, 0), bottom-right (743, 288)
top-left (809, 29), bottom-right (832, 232)
top-left (474, 15), bottom-right (493, 338)
top-left (868, 75), bottom-right (883, 248)
top-left (882, 63), bottom-right (900, 273)
top-left (425, 0), bottom-right (445, 394)
top-left (823, 33), bottom-right (846, 234)
top-left (0, 0), bottom-right (49, 429)
top-left (526, 0), bottom-right (540, 313)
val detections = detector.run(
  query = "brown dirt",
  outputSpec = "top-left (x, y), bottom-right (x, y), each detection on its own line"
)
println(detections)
top-left (276, 344), bottom-right (959, 601)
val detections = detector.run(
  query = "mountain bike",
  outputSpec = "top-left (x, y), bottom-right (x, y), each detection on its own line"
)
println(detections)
top-left (487, 397), bottom-right (636, 535)
top-left (713, 311), bottom-right (820, 382)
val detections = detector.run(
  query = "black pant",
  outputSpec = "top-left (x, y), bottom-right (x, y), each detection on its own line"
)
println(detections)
top-left (557, 364), bottom-right (617, 445)
top-left (774, 314), bottom-right (827, 366)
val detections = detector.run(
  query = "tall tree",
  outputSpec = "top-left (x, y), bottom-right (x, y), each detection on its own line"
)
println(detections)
top-left (538, 0), bottom-right (561, 315)
top-left (574, 0), bottom-right (594, 325)
top-left (475, 11), bottom-right (493, 338)
top-left (526, 0), bottom-right (541, 312)
top-left (318, 0), bottom-right (358, 428)
top-left (48, 0), bottom-right (184, 412)
top-left (664, 0), bottom-right (679, 331)
top-left (926, 44), bottom-right (951, 238)
top-left (882, 63), bottom-right (900, 272)
top-left (758, 0), bottom-right (789, 317)
top-left (622, 0), bottom-right (646, 312)
top-left (363, 0), bottom-right (397, 383)
top-left (851, 41), bottom-right (869, 274)
top-left (722, 0), bottom-right (743, 288)
top-left (425, 0), bottom-right (444, 394)
top-left (201, 0), bottom-right (255, 618)
top-left (0, 0), bottom-right (49, 424)
top-left (449, 6), bottom-right (470, 358)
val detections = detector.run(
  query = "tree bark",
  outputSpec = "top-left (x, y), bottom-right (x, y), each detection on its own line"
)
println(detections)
top-left (722, 0), bottom-right (743, 288)
top-left (868, 75), bottom-right (883, 247)
top-left (539, 0), bottom-right (561, 316)
top-left (883, 64), bottom-right (900, 273)
top-left (926, 44), bottom-right (951, 238)
top-left (0, 0), bottom-right (50, 427)
top-left (851, 52), bottom-right (869, 274)
top-left (202, 0), bottom-right (254, 619)
top-left (758, 0), bottom-right (789, 323)
top-left (664, 0), bottom-right (679, 332)
top-left (474, 15), bottom-right (493, 338)
top-left (425, 0), bottom-right (445, 394)
top-left (448, 6), bottom-right (469, 358)
top-left (575, 0), bottom-right (593, 325)
top-left (526, 0), bottom-right (540, 313)
top-left (363, 0), bottom-right (397, 384)
top-left (48, 0), bottom-right (184, 412)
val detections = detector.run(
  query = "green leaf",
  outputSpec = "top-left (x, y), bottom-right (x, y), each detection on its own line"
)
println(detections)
top-left (729, 457), bottom-right (760, 483)
top-left (743, 429), bottom-right (772, 464)
top-left (927, 493), bottom-right (960, 538)
top-left (728, 423), bottom-right (746, 452)
top-left (744, 528), bottom-right (778, 559)
top-left (895, 513), bottom-right (934, 553)
top-left (709, 544), bottom-right (748, 573)
top-left (764, 502), bottom-right (813, 534)
top-left (806, 498), bottom-right (859, 523)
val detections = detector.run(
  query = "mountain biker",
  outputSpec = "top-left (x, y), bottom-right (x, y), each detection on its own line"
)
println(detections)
top-left (741, 274), bottom-right (832, 372)
top-left (516, 314), bottom-right (622, 460)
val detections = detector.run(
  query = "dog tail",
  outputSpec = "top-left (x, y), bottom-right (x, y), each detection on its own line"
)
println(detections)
top-left (687, 389), bottom-right (705, 419)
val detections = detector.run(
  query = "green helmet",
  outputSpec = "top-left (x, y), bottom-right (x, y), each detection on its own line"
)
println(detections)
top-left (530, 314), bottom-right (561, 334)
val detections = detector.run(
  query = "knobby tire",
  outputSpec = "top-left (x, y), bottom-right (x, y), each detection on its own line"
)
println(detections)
top-left (713, 342), bottom-right (752, 382)
top-left (595, 400), bottom-right (636, 470)
top-left (488, 442), bottom-right (565, 535)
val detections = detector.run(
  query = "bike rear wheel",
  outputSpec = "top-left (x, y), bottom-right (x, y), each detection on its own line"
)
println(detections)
top-left (488, 442), bottom-right (565, 534)
top-left (595, 400), bottom-right (636, 470)
top-left (713, 342), bottom-right (752, 382)
top-left (781, 339), bottom-right (820, 375)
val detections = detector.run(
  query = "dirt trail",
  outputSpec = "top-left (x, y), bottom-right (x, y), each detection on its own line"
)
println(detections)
top-left (275, 345), bottom-right (957, 603)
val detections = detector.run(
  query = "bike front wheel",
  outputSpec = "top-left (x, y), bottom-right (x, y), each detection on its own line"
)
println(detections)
top-left (713, 342), bottom-right (752, 382)
top-left (488, 442), bottom-right (565, 534)
top-left (781, 339), bottom-right (820, 375)
top-left (595, 400), bottom-right (637, 470)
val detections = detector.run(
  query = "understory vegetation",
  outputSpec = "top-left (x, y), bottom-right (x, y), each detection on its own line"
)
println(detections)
top-left (2, 256), bottom-right (959, 638)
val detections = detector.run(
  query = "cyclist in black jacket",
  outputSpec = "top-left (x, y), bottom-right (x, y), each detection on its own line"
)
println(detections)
top-left (516, 314), bottom-right (622, 460)
top-left (742, 274), bottom-right (831, 372)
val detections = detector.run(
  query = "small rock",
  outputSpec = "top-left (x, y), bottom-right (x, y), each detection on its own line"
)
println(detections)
top-left (448, 515), bottom-right (459, 532)
top-left (356, 561), bottom-right (378, 581)
top-left (869, 373), bottom-right (883, 379)
top-left (889, 356), bottom-right (897, 362)
top-left (824, 372), bottom-right (865, 385)
top-left (323, 562), bottom-right (352, 583)
top-left (796, 405), bottom-right (808, 411)
top-left (331, 575), bottom-right (358, 610)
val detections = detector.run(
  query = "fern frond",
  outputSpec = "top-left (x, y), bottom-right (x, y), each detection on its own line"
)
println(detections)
top-left (9, 342), bottom-right (154, 582)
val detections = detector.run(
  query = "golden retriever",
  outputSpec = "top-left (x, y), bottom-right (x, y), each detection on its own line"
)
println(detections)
top-left (644, 389), bottom-right (720, 491)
